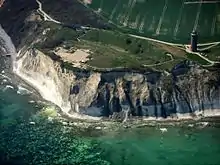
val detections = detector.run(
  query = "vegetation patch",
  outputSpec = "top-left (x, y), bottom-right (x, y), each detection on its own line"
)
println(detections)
top-left (186, 53), bottom-right (211, 65)
top-left (202, 45), bottom-right (220, 62)
top-left (78, 29), bottom-right (182, 70)
top-left (87, 0), bottom-right (220, 43)
top-left (35, 22), bottom-right (84, 49)
top-left (34, 23), bottom-right (216, 71)
top-left (37, 106), bottom-right (58, 118)
top-left (0, 119), bottom-right (110, 165)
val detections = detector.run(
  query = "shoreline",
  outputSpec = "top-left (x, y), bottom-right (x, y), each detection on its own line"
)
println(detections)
top-left (13, 63), bottom-right (220, 125)
top-left (13, 63), bottom-right (220, 124)
top-left (13, 52), bottom-right (101, 121)
top-left (12, 50), bottom-right (220, 124)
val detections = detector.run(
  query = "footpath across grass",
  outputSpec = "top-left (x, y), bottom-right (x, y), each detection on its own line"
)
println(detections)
top-left (79, 29), bottom-right (181, 69)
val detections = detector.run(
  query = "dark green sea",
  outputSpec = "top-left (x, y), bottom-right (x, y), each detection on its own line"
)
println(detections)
top-left (1, 76), bottom-right (220, 165)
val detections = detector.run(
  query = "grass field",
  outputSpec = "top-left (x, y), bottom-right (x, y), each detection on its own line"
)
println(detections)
top-left (87, 0), bottom-right (220, 44)
top-left (202, 44), bottom-right (220, 61)
top-left (35, 22), bottom-right (215, 70)
top-left (76, 29), bottom-right (186, 70)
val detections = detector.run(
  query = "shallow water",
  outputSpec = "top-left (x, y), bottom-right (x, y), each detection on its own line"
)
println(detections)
top-left (97, 127), bottom-right (220, 165)
top-left (1, 81), bottom-right (220, 165)
top-left (1, 62), bottom-right (220, 165)
top-left (0, 26), bottom-right (220, 165)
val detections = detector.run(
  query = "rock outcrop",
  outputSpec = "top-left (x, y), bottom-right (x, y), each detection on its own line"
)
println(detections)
top-left (1, 0), bottom-right (220, 120)
top-left (15, 47), bottom-right (220, 119)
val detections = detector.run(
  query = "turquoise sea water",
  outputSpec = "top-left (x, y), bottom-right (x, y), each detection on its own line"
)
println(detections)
top-left (1, 81), bottom-right (220, 165)
top-left (1, 18), bottom-right (220, 165)
top-left (98, 127), bottom-right (220, 165)
top-left (0, 53), bottom-right (220, 165)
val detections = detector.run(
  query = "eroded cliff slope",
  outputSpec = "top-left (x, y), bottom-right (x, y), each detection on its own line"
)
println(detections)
top-left (14, 47), bottom-right (220, 119)
top-left (1, 0), bottom-right (220, 120)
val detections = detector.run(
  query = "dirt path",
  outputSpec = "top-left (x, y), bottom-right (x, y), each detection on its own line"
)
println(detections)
top-left (35, 0), bottom-right (220, 67)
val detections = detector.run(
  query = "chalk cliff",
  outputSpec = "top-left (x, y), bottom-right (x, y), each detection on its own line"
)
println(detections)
top-left (1, 0), bottom-right (220, 120)
top-left (14, 47), bottom-right (220, 119)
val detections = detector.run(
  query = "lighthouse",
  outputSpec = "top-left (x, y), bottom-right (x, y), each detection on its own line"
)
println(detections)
top-left (190, 30), bottom-right (198, 52)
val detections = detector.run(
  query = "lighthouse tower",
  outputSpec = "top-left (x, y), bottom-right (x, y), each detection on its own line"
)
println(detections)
top-left (190, 30), bottom-right (198, 52)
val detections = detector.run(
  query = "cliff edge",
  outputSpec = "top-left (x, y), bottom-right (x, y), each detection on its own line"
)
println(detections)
top-left (1, 0), bottom-right (220, 120)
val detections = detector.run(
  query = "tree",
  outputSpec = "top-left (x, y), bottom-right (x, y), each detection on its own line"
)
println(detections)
top-left (126, 38), bottom-right (132, 45)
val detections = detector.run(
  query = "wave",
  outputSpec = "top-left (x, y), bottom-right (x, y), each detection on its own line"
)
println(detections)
top-left (0, 73), bottom-right (11, 80)
top-left (17, 85), bottom-right (32, 95)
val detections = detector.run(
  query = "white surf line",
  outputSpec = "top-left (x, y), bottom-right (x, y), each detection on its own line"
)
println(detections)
top-left (110, 0), bottom-right (121, 20)
top-left (184, 1), bottom-right (220, 4)
top-left (193, 0), bottom-right (202, 31)
top-left (156, 0), bottom-right (168, 35)
top-left (173, 0), bottom-right (185, 37)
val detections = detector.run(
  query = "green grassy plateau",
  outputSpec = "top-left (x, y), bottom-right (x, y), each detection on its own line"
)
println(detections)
top-left (87, 0), bottom-right (220, 44)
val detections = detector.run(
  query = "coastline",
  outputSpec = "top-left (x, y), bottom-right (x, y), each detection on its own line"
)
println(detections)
top-left (13, 52), bottom-right (101, 121)
top-left (10, 48), bottom-right (220, 124)
top-left (12, 54), bottom-right (220, 124)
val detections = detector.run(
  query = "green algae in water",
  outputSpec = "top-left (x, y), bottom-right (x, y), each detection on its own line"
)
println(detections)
top-left (1, 120), bottom-right (220, 165)
top-left (1, 88), bottom-right (220, 165)
top-left (97, 127), bottom-right (220, 165)
top-left (0, 120), bottom-right (110, 165)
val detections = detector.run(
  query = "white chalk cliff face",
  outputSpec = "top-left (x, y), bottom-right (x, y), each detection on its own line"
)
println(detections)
top-left (1, 0), bottom-right (220, 120)
top-left (14, 46), bottom-right (220, 120)
top-left (15, 49), bottom-right (72, 111)
top-left (14, 48), bottom-right (102, 120)
top-left (1, 22), bottom-right (220, 120)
